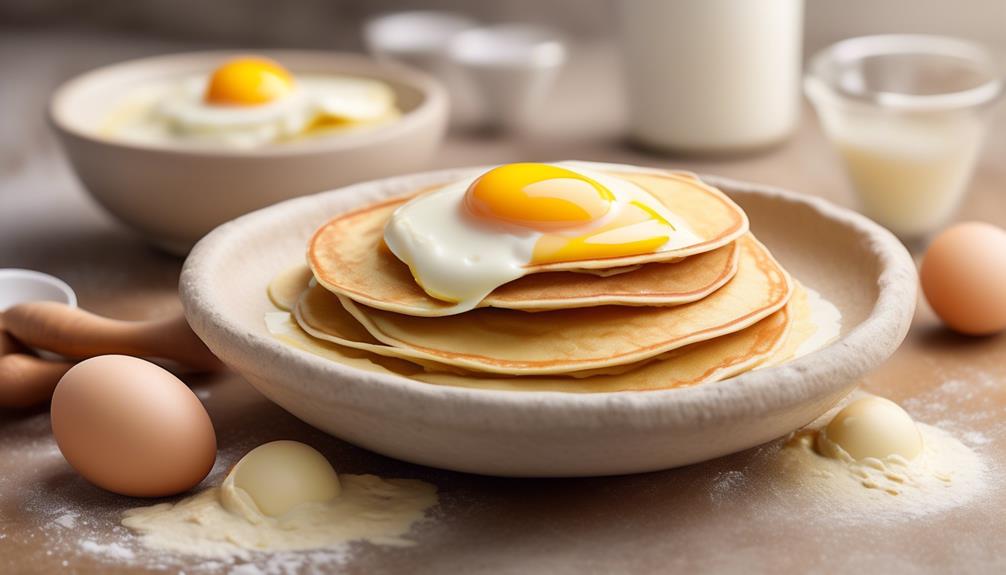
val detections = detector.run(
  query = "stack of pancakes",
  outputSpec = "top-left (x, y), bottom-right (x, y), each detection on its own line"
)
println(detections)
top-left (268, 166), bottom-right (830, 393)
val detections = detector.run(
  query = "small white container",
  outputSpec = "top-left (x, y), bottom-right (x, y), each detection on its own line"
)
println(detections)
top-left (617, 0), bottom-right (804, 153)
top-left (806, 35), bottom-right (1003, 241)
top-left (363, 11), bottom-right (476, 69)
top-left (364, 11), bottom-right (480, 125)
top-left (448, 24), bottom-right (567, 131)
top-left (0, 269), bottom-right (77, 310)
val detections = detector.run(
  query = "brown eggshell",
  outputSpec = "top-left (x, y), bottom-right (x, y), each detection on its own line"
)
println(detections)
top-left (920, 221), bottom-right (1006, 336)
top-left (50, 355), bottom-right (217, 497)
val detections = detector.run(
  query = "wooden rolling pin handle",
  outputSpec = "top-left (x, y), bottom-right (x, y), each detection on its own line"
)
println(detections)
top-left (1, 314), bottom-right (30, 356)
top-left (0, 353), bottom-right (73, 408)
top-left (3, 302), bottom-right (222, 372)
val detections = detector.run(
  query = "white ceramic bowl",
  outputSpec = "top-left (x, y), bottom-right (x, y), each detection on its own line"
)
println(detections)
top-left (180, 163), bottom-right (918, 477)
top-left (49, 50), bottom-right (449, 255)
top-left (0, 269), bottom-right (77, 310)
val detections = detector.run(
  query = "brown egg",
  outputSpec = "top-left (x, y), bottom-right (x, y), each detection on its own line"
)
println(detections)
top-left (920, 222), bottom-right (1006, 336)
top-left (50, 355), bottom-right (216, 497)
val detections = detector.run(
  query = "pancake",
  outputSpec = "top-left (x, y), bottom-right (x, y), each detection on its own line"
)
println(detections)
top-left (266, 311), bottom-right (429, 378)
top-left (416, 282), bottom-right (838, 392)
top-left (308, 170), bottom-right (749, 316)
top-left (266, 262), bottom-right (655, 378)
top-left (487, 242), bottom-right (737, 311)
top-left (313, 236), bottom-right (737, 316)
top-left (296, 234), bottom-right (792, 375)
top-left (267, 299), bottom-right (791, 392)
top-left (264, 267), bottom-right (822, 392)
top-left (266, 272), bottom-right (829, 388)
top-left (414, 306), bottom-right (791, 392)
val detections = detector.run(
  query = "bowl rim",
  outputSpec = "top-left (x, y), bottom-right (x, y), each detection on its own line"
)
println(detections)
top-left (364, 10), bottom-right (478, 55)
top-left (805, 34), bottom-right (1004, 113)
top-left (181, 163), bottom-right (918, 431)
top-left (0, 268), bottom-right (78, 310)
top-left (48, 49), bottom-right (449, 159)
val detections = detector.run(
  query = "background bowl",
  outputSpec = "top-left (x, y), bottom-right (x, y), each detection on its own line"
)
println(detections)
top-left (49, 50), bottom-right (448, 255)
top-left (180, 163), bottom-right (918, 477)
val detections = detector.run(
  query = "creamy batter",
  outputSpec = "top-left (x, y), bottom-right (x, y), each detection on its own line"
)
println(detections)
top-left (795, 286), bottom-right (842, 358)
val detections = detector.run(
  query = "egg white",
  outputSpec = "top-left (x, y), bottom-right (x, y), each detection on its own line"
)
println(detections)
top-left (156, 77), bottom-right (313, 147)
top-left (383, 162), bottom-right (702, 313)
top-left (307, 76), bottom-right (397, 122)
top-left (106, 74), bottom-right (397, 148)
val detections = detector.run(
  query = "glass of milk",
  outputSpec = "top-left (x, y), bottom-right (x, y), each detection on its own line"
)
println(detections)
top-left (806, 35), bottom-right (1002, 242)
top-left (618, 0), bottom-right (804, 154)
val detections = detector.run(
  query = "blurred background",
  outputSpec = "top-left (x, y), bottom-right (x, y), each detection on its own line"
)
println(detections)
top-left (2, 0), bottom-right (1004, 261)
top-left (2, 0), bottom-right (1005, 53)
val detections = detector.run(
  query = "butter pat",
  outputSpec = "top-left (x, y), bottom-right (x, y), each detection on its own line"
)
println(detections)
top-left (817, 397), bottom-right (923, 461)
top-left (221, 440), bottom-right (340, 520)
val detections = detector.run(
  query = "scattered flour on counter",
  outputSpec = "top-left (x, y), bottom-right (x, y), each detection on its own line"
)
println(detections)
top-left (9, 414), bottom-right (437, 575)
top-left (7, 350), bottom-right (1000, 573)
top-left (902, 370), bottom-right (1006, 446)
top-left (121, 474), bottom-right (438, 559)
top-left (79, 540), bottom-right (135, 560)
top-left (709, 471), bottom-right (748, 506)
top-left (958, 430), bottom-right (993, 447)
top-left (698, 390), bottom-right (994, 525)
top-left (53, 513), bottom-right (78, 529)
top-left (771, 422), bottom-right (987, 520)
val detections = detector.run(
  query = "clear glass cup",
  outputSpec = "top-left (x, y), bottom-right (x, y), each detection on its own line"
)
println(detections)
top-left (805, 35), bottom-right (1003, 243)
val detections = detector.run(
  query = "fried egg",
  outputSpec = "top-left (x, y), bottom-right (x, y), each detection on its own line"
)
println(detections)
top-left (111, 57), bottom-right (398, 148)
top-left (383, 162), bottom-right (702, 312)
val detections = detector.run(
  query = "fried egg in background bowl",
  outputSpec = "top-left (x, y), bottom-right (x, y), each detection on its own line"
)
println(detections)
top-left (382, 161), bottom-right (706, 312)
top-left (103, 56), bottom-right (401, 148)
top-left (49, 50), bottom-right (448, 253)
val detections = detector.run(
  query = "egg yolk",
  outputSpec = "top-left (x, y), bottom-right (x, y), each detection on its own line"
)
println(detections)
top-left (465, 163), bottom-right (614, 230)
top-left (464, 163), bottom-right (676, 265)
top-left (532, 201), bottom-right (673, 264)
top-left (204, 57), bottom-right (294, 106)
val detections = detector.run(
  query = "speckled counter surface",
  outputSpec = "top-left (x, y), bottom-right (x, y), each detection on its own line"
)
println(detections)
top-left (2, 28), bottom-right (1005, 574)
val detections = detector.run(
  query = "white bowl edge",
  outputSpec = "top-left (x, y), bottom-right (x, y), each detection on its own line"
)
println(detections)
top-left (180, 164), bottom-right (918, 476)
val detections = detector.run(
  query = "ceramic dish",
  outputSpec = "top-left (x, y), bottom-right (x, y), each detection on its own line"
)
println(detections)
top-left (0, 269), bottom-right (77, 310)
top-left (50, 50), bottom-right (448, 255)
top-left (180, 163), bottom-right (917, 477)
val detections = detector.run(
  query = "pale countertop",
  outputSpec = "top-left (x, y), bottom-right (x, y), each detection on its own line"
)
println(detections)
top-left (2, 28), bottom-right (1005, 575)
